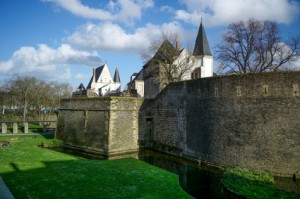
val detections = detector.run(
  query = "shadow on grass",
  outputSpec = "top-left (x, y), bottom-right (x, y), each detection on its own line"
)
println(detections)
top-left (23, 122), bottom-right (44, 134)
top-left (1, 158), bottom-right (193, 199)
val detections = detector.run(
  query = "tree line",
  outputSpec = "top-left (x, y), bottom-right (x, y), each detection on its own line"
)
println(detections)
top-left (0, 76), bottom-right (72, 120)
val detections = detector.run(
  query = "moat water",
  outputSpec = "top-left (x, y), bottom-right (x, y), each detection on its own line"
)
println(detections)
top-left (137, 149), bottom-right (235, 199)
top-left (51, 147), bottom-right (299, 199)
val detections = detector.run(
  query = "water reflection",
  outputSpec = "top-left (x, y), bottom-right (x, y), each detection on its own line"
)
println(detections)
top-left (138, 150), bottom-right (240, 199)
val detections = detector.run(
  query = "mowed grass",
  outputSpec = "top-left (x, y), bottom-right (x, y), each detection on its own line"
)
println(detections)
top-left (0, 135), bottom-right (193, 199)
top-left (221, 167), bottom-right (300, 199)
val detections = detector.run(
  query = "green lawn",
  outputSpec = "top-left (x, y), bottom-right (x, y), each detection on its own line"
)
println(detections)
top-left (0, 135), bottom-right (193, 199)
top-left (221, 167), bottom-right (300, 199)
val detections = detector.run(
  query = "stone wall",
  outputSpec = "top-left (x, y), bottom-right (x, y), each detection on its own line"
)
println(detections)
top-left (57, 71), bottom-right (300, 175)
top-left (139, 71), bottom-right (300, 175)
top-left (56, 97), bottom-right (143, 156)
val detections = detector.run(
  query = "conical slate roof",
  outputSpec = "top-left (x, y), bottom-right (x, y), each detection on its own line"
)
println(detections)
top-left (193, 20), bottom-right (212, 56)
top-left (77, 83), bottom-right (85, 90)
top-left (113, 68), bottom-right (121, 83)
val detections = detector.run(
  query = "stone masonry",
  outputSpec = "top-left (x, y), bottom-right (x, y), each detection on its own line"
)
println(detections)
top-left (56, 71), bottom-right (300, 175)
top-left (139, 71), bottom-right (300, 175)
top-left (56, 97), bottom-right (143, 156)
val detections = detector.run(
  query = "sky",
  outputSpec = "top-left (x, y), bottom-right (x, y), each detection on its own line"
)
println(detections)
top-left (0, 0), bottom-right (300, 90)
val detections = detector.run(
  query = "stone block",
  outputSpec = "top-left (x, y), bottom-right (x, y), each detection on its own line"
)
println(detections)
top-left (1, 123), bottom-right (7, 134)
top-left (13, 122), bottom-right (18, 134)
top-left (23, 122), bottom-right (28, 134)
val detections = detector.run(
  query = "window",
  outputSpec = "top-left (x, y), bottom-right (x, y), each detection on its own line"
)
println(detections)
top-left (293, 83), bottom-right (299, 96)
top-left (263, 85), bottom-right (269, 96)
top-left (214, 87), bottom-right (219, 97)
top-left (236, 86), bottom-right (242, 96)
top-left (138, 84), bottom-right (143, 92)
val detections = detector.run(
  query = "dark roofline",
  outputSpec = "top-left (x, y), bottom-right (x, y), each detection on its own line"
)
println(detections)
top-left (78, 83), bottom-right (85, 90)
top-left (193, 20), bottom-right (212, 56)
top-left (113, 68), bottom-right (121, 83)
top-left (126, 68), bottom-right (144, 86)
top-left (86, 64), bottom-right (105, 89)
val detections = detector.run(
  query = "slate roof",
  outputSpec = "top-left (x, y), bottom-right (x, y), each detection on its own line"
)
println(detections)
top-left (86, 65), bottom-right (105, 89)
top-left (86, 78), bottom-right (93, 89)
top-left (143, 39), bottom-right (181, 70)
top-left (77, 83), bottom-right (85, 90)
top-left (193, 20), bottom-right (212, 56)
top-left (113, 68), bottom-right (121, 83)
top-left (127, 69), bottom-right (144, 86)
top-left (154, 40), bottom-right (180, 60)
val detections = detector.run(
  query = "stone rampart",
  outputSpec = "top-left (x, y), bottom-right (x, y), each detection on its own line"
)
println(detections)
top-left (139, 71), bottom-right (300, 175)
top-left (56, 97), bottom-right (143, 156)
top-left (56, 71), bottom-right (300, 175)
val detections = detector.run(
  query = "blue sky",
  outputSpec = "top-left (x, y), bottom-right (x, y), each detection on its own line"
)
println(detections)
top-left (1, 0), bottom-right (300, 90)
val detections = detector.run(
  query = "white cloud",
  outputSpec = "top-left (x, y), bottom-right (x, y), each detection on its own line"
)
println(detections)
top-left (289, 57), bottom-right (300, 70)
top-left (0, 44), bottom-right (101, 80)
top-left (160, 6), bottom-right (175, 13)
top-left (43, 0), bottom-right (154, 25)
top-left (60, 67), bottom-right (72, 79)
top-left (68, 21), bottom-right (187, 53)
top-left (74, 73), bottom-right (89, 79)
top-left (0, 19), bottom-right (187, 84)
top-left (176, 0), bottom-right (300, 26)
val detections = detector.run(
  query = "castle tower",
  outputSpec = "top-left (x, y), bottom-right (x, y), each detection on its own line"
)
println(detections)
top-left (113, 67), bottom-right (121, 92)
top-left (113, 67), bottom-right (121, 83)
top-left (192, 19), bottom-right (213, 78)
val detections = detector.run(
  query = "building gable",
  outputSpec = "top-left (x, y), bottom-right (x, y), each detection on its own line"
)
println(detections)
top-left (96, 64), bottom-right (113, 84)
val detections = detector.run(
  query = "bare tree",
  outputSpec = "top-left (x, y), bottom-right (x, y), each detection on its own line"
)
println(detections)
top-left (142, 32), bottom-right (194, 88)
top-left (31, 80), bottom-right (52, 119)
top-left (57, 82), bottom-right (73, 98)
top-left (10, 76), bottom-right (38, 120)
top-left (154, 40), bottom-right (192, 84)
top-left (215, 18), bottom-right (300, 74)
top-left (141, 32), bottom-right (180, 63)
top-left (0, 85), bottom-right (10, 115)
top-left (7, 76), bottom-right (73, 120)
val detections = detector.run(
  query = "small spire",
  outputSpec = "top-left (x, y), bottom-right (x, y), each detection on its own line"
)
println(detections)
top-left (193, 19), bottom-right (212, 56)
top-left (113, 67), bottom-right (121, 83)
top-left (78, 83), bottom-right (85, 91)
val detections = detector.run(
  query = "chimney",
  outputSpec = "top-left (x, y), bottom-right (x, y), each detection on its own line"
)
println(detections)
top-left (176, 40), bottom-right (180, 50)
top-left (93, 68), bottom-right (96, 83)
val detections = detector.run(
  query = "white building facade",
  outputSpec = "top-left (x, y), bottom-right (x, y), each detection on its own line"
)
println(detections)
top-left (86, 64), bottom-right (121, 96)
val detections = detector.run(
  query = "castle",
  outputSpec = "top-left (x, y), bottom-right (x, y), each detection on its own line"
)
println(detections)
top-left (75, 21), bottom-right (214, 99)
top-left (128, 20), bottom-right (214, 98)
top-left (57, 21), bottom-right (300, 176)
top-left (73, 64), bottom-right (121, 97)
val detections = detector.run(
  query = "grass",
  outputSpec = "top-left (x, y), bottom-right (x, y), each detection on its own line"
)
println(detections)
top-left (0, 135), bottom-right (192, 199)
top-left (221, 167), bottom-right (300, 199)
